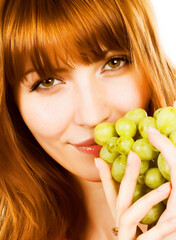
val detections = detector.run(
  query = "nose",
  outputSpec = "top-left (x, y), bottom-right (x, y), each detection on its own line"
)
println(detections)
top-left (74, 80), bottom-right (111, 128)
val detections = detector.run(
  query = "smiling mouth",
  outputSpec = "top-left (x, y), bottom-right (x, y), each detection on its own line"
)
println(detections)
top-left (72, 138), bottom-right (102, 157)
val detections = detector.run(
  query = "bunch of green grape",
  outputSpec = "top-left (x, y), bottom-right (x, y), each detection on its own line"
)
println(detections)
top-left (94, 107), bottom-right (176, 225)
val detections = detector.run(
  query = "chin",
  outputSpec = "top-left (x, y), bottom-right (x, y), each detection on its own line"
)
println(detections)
top-left (77, 171), bottom-right (102, 183)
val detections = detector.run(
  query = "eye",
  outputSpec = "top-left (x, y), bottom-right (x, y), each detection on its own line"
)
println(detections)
top-left (39, 78), bottom-right (61, 88)
top-left (31, 78), bottom-right (64, 91)
top-left (103, 56), bottom-right (131, 71)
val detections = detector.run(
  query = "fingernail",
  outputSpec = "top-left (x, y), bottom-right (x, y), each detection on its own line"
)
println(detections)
top-left (127, 151), bottom-right (134, 163)
top-left (148, 126), bottom-right (159, 134)
top-left (94, 158), bottom-right (100, 169)
top-left (170, 216), bottom-right (176, 223)
top-left (157, 183), bottom-right (170, 191)
top-left (173, 100), bottom-right (176, 108)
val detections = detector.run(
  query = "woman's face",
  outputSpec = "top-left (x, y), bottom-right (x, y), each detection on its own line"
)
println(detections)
top-left (15, 51), bottom-right (151, 181)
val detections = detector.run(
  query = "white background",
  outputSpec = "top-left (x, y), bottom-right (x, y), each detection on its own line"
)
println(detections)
top-left (151, 0), bottom-right (176, 65)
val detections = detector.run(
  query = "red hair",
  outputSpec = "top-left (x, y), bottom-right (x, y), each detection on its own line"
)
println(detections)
top-left (0, 0), bottom-right (176, 239)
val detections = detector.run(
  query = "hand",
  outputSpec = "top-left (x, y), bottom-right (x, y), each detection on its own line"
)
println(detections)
top-left (95, 108), bottom-right (176, 240)
top-left (95, 153), bottom-right (173, 240)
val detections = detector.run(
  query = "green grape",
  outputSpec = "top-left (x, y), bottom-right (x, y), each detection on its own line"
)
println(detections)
top-left (133, 183), bottom-right (145, 203)
top-left (156, 107), bottom-right (176, 136)
top-left (115, 118), bottom-right (136, 137)
top-left (94, 122), bottom-right (117, 146)
top-left (153, 108), bottom-right (163, 119)
top-left (132, 139), bottom-right (158, 161)
top-left (139, 160), bottom-right (149, 175)
top-left (95, 106), bottom-right (174, 226)
top-left (106, 137), bottom-right (119, 153)
top-left (138, 116), bottom-right (156, 139)
top-left (151, 144), bottom-right (160, 154)
top-left (137, 174), bottom-right (145, 185)
top-left (111, 155), bottom-right (127, 182)
top-left (144, 168), bottom-right (165, 189)
top-left (124, 108), bottom-right (147, 126)
top-left (117, 136), bottom-right (134, 155)
top-left (157, 153), bottom-right (170, 181)
top-left (169, 129), bottom-right (176, 147)
top-left (115, 118), bottom-right (137, 137)
top-left (140, 202), bottom-right (164, 225)
top-left (99, 145), bottom-right (119, 164)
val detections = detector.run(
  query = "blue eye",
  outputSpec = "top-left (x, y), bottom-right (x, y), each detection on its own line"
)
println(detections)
top-left (103, 56), bottom-right (131, 71)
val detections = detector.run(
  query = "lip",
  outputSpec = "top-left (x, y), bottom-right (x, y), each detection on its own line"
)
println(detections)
top-left (72, 138), bottom-right (102, 157)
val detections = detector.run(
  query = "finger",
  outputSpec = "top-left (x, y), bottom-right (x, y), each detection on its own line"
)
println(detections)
top-left (115, 151), bottom-right (141, 226)
top-left (173, 100), bottom-right (176, 108)
top-left (94, 157), bottom-right (117, 218)
top-left (137, 217), bottom-right (176, 240)
top-left (148, 127), bottom-right (176, 182)
top-left (148, 127), bottom-right (176, 220)
top-left (117, 182), bottom-right (171, 240)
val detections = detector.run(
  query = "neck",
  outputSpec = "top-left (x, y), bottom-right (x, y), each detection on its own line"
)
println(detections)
top-left (78, 178), bottom-right (116, 240)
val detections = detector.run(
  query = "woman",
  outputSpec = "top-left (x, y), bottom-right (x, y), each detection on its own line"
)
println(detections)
top-left (0, 0), bottom-right (176, 239)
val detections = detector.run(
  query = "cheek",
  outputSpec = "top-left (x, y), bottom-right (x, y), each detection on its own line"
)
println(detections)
top-left (18, 94), bottom-right (74, 141)
top-left (106, 75), bottom-right (151, 114)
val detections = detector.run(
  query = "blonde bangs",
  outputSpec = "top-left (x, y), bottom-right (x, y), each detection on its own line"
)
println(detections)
top-left (2, 0), bottom-right (130, 86)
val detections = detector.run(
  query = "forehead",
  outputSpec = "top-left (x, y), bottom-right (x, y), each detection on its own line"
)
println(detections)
top-left (3, 0), bottom-right (131, 87)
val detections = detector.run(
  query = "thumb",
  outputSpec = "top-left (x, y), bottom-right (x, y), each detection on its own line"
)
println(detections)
top-left (94, 157), bottom-right (117, 219)
top-left (173, 100), bottom-right (176, 108)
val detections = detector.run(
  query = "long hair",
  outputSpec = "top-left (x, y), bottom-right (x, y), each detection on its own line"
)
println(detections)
top-left (0, 0), bottom-right (176, 239)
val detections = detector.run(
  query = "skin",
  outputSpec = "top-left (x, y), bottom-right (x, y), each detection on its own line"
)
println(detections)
top-left (15, 51), bottom-right (150, 181)
top-left (14, 50), bottom-right (176, 239)
top-left (96, 120), bottom-right (176, 239)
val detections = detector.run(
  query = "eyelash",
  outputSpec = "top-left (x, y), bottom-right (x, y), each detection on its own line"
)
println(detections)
top-left (102, 55), bottom-right (131, 73)
top-left (30, 78), bottom-right (64, 92)
top-left (30, 55), bottom-right (131, 92)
